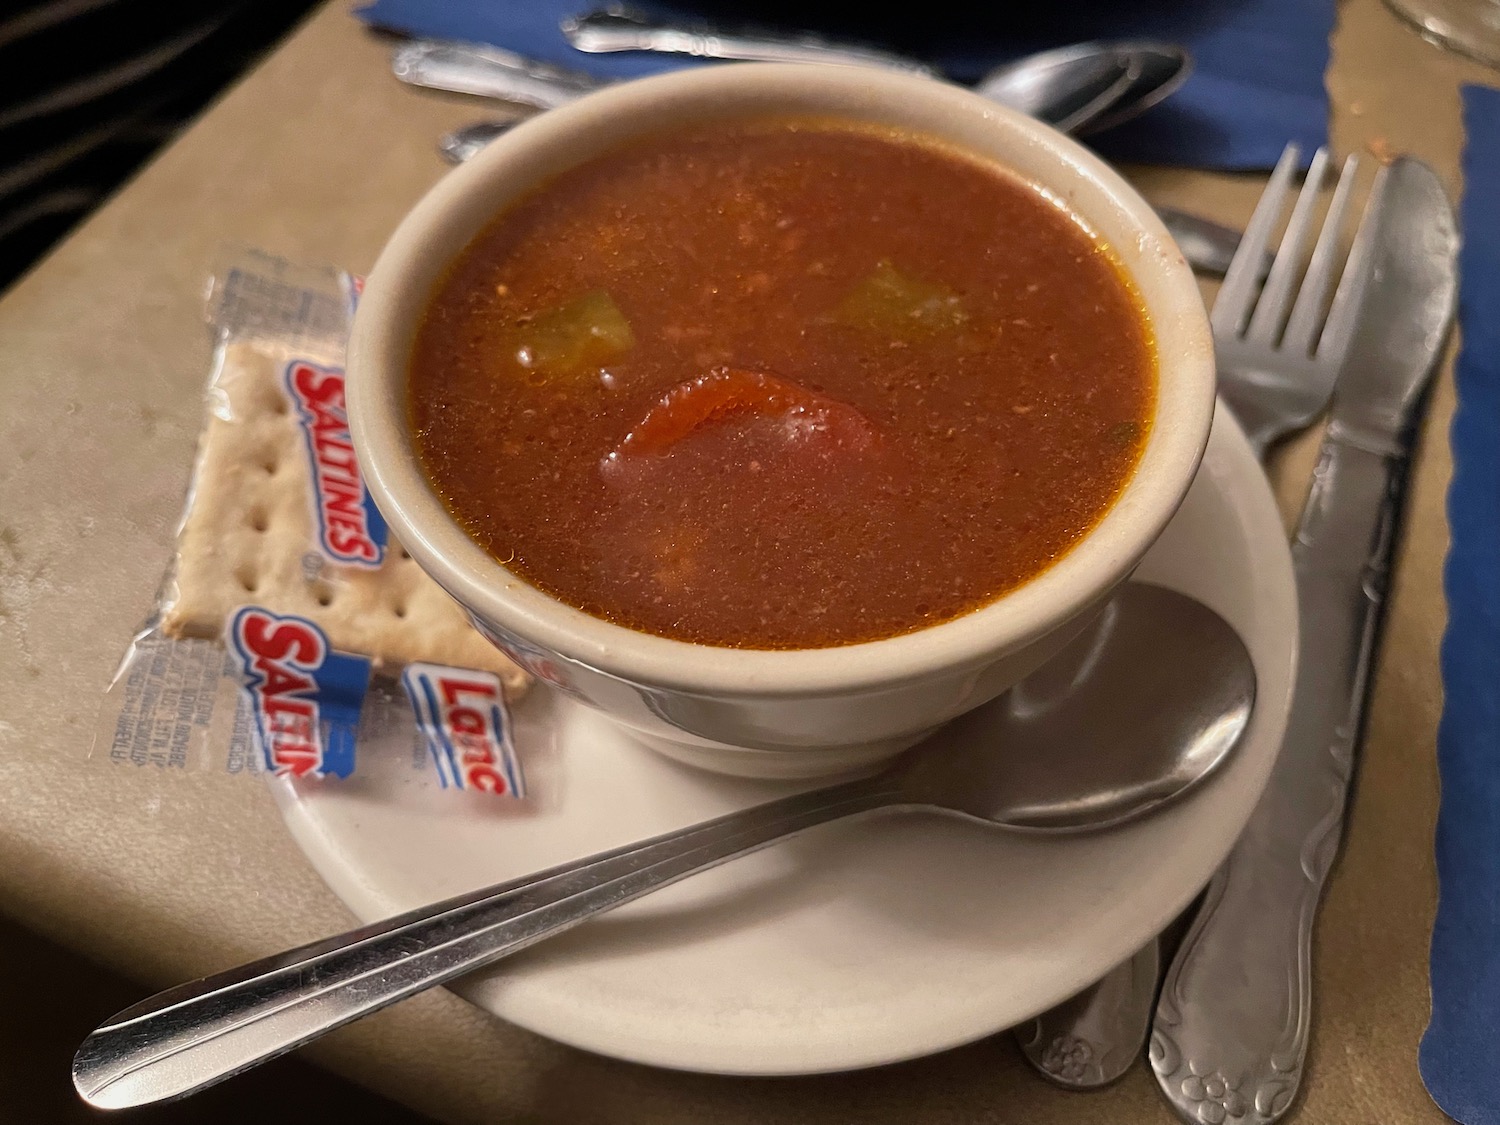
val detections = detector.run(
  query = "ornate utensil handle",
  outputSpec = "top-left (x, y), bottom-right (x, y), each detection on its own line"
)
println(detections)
top-left (562, 9), bottom-right (937, 75)
top-left (393, 40), bottom-right (603, 108)
top-left (1019, 939), bottom-right (1161, 1087)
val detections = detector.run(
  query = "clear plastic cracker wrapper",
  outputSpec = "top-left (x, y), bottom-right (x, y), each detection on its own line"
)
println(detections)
top-left (93, 251), bottom-right (532, 795)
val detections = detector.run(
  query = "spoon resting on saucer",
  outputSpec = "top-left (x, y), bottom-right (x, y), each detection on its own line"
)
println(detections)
top-left (73, 582), bottom-right (1255, 1109)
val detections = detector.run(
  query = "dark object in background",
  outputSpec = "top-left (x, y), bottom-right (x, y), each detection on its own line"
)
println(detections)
top-left (0, 0), bottom-right (319, 294)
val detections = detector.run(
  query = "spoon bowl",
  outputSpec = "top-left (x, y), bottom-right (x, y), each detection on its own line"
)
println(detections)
top-left (975, 40), bottom-right (1191, 135)
top-left (1082, 42), bottom-right (1193, 133)
top-left (73, 582), bottom-right (1253, 1109)
top-left (907, 584), bottom-right (1252, 831)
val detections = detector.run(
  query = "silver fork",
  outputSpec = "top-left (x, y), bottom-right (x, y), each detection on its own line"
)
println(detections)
top-left (1214, 143), bottom-right (1366, 457)
top-left (1018, 141), bottom-right (1372, 1088)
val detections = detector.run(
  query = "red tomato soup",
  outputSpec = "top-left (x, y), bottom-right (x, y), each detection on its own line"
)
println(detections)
top-left (408, 117), bottom-right (1155, 649)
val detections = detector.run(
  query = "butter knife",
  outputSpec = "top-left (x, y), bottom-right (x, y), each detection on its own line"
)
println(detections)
top-left (1150, 156), bottom-right (1458, 1124)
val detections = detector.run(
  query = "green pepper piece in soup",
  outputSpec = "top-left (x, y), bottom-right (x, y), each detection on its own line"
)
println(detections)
top-left (834, 260), bottom-right (968, 339)
top-left (508, 290), bottom-right (635, 381)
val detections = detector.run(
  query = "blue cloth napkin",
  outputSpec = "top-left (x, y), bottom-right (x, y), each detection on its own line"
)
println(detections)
top-left (1419, 82), bottom-right (1500, 1125)
top-left (356, 0), bottom-right (1332, 170)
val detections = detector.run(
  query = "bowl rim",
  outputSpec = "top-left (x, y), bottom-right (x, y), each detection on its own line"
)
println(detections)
top-left (347, 62), bottom-right (1215, 698)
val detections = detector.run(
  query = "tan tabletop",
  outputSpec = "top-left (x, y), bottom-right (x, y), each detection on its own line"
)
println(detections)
top-left (0, 3), bottom-right (1492, 1122)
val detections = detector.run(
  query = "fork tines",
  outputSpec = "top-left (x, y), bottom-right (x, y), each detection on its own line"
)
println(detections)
top-left (1214, 144), bottom-right (1364, 357)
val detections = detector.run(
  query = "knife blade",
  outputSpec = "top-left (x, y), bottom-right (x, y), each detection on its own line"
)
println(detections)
top-left (1150, 156), bottom-right (1459, 1125)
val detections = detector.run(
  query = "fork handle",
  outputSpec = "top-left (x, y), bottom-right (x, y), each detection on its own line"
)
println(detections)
top-left (1151, 435), bottom-right (1404, 1123)
top-left (73, 775), bottom-right (900, 1110)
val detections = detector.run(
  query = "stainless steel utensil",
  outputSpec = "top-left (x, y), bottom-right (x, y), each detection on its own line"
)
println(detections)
top-left (438, 119), bottom-right (513, 163)
top-left (562, 6), bottom-right (936, 75)
top-left (402, 41), bottom-right (1242, 279)
top-left (562, 9), bottom-right (1190, 137)
top-left (1213, 145), bottom-right (1370, 458)
top-left (74, 583), bottom-right (1255, 1109)
top-left (1018, 142), bottom-right (1371, 1089)
top-left (393, 39), bottom-right (600, 110)
top-left (1017, 939), bottom-right (1162, 1087)
top-left (1153, 208), bottom-right (1250, 279)
top-left (974, 41), bottom-right (1188, 136)
top-left (1150, 156), bottom-right (1458, 1125)
top-left (1034, 43), bottom-right (1189, 135)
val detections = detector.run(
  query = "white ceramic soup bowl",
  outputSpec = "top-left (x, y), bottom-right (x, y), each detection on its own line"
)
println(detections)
top-left (348, 63), bottom-right (1215, 780)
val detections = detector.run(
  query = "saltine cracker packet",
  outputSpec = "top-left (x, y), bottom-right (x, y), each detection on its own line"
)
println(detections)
top-left (94, 252), bottom-right (530, 793)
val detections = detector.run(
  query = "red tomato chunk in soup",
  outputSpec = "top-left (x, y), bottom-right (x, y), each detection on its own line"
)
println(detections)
top-left (408, 117), bottom-right (1155, 649)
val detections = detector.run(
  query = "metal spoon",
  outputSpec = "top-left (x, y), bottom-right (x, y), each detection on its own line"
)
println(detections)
top-left (74, 583), bottom-right (1255, 1109)
top-left (975, 40), bottom-right (1189, 136)
top-left (563, 9), bottom-right (1190, 136)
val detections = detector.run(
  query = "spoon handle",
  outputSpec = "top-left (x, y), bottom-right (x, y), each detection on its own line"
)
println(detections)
top-left (393, 39), bottom-right (603, 109)
top-left (561, 9), bottom-right (937, 76)
top-left (1017, 939), bottom-right (1161, 1087)
top-left (1155, 209), bottom-right (1247, 279)
top-left (72, 775), bottom-right (898, 1110)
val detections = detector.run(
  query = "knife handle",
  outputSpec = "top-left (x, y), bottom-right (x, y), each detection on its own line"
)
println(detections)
top-left (1150, 436), bottom-right (1401, 1124)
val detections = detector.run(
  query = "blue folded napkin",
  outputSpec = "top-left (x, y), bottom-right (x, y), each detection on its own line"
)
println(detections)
top-left (1420, 82), bottom-right (1500, 1125)
top-left (356, 0), bottom-right (1331, 170)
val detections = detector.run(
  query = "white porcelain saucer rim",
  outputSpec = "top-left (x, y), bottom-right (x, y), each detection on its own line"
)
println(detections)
top-left (271, 402), bottom-right (1297, 1075)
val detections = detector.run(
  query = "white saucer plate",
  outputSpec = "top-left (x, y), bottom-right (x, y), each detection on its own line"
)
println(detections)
top-left (273, 405), bottom-right (1296, 1076)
